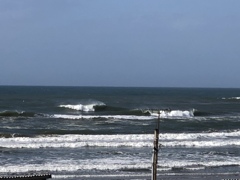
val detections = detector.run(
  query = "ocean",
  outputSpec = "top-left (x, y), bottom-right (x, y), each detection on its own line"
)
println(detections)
top-left (0, 86), bottom-right (240, 179)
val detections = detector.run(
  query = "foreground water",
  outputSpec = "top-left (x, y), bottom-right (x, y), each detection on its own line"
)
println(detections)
top-left (0, 86), bottom-right (240, 179)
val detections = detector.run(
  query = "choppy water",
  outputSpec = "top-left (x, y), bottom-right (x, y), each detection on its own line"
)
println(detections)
top-left (0, 86), bottom-right (240, 179)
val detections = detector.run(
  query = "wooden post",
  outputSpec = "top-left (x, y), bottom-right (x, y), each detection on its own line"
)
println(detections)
top-left (152, 111), bottom-right (160, 180)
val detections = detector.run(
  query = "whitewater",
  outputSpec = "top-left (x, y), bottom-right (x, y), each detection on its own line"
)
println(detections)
top-left (1, 130), bottom-right (240, 148)
top-left (0, 86), bottom-right (240, 179)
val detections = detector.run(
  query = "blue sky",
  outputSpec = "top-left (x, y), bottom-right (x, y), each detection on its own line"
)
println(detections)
top-left (1, 0), bottom-right (240, 87)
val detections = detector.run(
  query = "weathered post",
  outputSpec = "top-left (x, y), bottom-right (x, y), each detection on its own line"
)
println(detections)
top-left (152, 111), bottom-right (160, 180)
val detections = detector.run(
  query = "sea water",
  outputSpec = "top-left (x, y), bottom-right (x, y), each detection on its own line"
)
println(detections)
top-left (0, 86), bottom-right (240, 179)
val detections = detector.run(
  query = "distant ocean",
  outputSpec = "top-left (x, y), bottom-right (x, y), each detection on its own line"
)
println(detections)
top-left (0, 86), bottom-right (240, 179)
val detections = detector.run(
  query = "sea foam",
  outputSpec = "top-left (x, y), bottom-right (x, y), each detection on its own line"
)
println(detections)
top-left (53, 114), bottom-right (154, 120)
top-left (1, 130), bottom-right (240, 149)
top-left (59, 101), bottom-right (106, 112)
top-left (53, 109), bottom-right (195, 120)
top-left (0, 156), bottom-right (239, 174)
top-left (144, 109), bottom-right (195, 118)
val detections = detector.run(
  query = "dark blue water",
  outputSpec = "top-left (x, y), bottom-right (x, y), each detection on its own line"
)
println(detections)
top-left (0, 86), bottom-right (240, 179)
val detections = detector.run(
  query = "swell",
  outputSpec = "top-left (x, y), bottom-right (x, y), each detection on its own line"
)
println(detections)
top-left (58, 103), bottom-right (138, 115)
top-left (0, 108), bottom-right (222, 119)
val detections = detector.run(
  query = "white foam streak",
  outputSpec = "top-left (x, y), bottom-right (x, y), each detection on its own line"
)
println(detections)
top-left (0, 162), bottom-right (142, 173)
top-left (163, 139), bottom-right (240, 147)
top-left (0, 157), bottom-right (150, 173)
top-left (0, 134), bottom-right (152, 149)
top-left (1, 131), bottom-right (240, 149)
top-left (55, 109), bottom-right (195, 120)
top-left (53, 114), bottom-right (154, 120)
top-left (222, 97), bottom-right (240, 100)
top-left (0, 163), bottom-right (150, 174)
top-left (53, 110), bottom-right (194, 120)
top-left (161, 130), bottom-right (240, 147)
top-left (161, 159), bottom-right (240, 169)
top-left (1, 158), bottom-right (240, 174)
top-left (160, 130), bottom-right (240, 140)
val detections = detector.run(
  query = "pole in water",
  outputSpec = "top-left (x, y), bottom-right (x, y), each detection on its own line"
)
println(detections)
top-left (152, 111), bottom-right (160, 180)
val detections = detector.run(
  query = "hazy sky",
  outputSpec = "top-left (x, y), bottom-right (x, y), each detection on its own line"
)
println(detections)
top-left (1, 0), bottom-right (240, 88)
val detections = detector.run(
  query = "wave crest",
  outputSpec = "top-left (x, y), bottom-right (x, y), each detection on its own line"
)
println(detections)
top-left (144, 109), bottom-right (195, 118)
top-left (59, 101), bottom-right (106, 112)
top-left (222, 97), bottom-right (240, 100)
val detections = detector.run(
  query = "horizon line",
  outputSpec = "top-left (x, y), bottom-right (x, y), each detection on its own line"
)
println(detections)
top-left (0, 84), bottom-right (239, 89)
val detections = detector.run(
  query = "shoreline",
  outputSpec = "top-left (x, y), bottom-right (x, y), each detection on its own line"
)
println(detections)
top-left (51, 172), bottom-right (240, 180)
top-left (1, 172), bottom-right (239, 180)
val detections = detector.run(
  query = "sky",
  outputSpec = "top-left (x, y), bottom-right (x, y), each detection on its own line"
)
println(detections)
top-left (1, 0), bottom-right (240, 88)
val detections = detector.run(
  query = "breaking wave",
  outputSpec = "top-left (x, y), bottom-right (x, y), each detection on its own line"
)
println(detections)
top-left (59, 101), bottom-right (106, 112)
top-left (144, 109), bottom-right (195, 118)
top-left (222, 97), bottom-right (240, 100)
